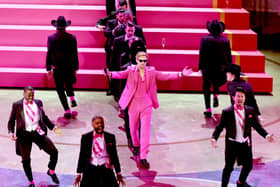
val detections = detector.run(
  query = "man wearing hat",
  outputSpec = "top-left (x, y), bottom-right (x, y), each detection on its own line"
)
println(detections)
top-left (199, 19), bottom-right (232, 117)
top-left (46, 16), bottom-right (79, 119)
top-left (227, 64), bottom-right (261, 117)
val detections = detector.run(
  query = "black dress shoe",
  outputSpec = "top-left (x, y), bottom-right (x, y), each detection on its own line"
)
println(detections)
top-left (140, 159), bottom-right (150, 169)
top-left (71, 100), bottom-right (77, 107)
top-left (133, 146), bottom-right (139, 156)
top-left (47, 170), bottom-right (60, 184)
top-left (203, 111), bottom-right (212, 118)
top-left (213, 97), bottom-right (219, 107)
top-left (29, 184), bottom-right (35, 187)
top-left (236, 181), bottom-right (252, 187)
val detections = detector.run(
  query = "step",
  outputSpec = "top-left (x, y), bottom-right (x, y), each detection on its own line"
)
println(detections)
top-left (0, 68), bottom-right (272, 93)
top-left (0, 46), bottom-right (266, 73)
top-left (0, 4), bottom-right (249, 29)
top-left (0, 0), bottom-right (242, 8)
top-left (0, 25), bottom-right (258, 50)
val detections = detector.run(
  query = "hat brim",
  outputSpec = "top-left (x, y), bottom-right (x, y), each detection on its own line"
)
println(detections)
top-left (51, 20), bottom-right (71, 28)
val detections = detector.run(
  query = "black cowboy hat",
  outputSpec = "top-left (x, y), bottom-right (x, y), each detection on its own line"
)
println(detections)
top-left (207, 19), bottom-right (225, 35)
top-left (51, 16), bottom-right (71, 28)
top-left (227, 64), bottom-right (245, 77)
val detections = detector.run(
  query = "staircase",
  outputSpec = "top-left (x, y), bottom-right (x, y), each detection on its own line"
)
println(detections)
top-left (0, 0), bottom-right (273, 92)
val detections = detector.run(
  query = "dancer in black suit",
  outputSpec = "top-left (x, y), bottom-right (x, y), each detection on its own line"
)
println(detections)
top-left (73, 116), bottom-right (125, 187)
top-left (46, 16), bottom-right (79, 119)
top-left (211, 87), bottom-right (274, 187)
top-left (226, 64), bottom-right (261, 116)
top-left (199, 20), bottom-right (232, 117)
top-left (106, 0), bottom-right (137, 24)
top-left (8, 86), bottom-right (62, 187)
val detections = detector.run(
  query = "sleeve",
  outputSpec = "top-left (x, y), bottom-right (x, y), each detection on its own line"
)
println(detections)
top-left (46, 36), bottom-right (52, 71)
top-left (77, 135), bottom-right (87, 173)
top-left (225, 39), bottom-right (232, 66)
top-left (199, 38), bottom-right (206, 70)
top-left (111, 135), bottom-right (121, 173)
top-left (212, 109), bottom-right (227, 140)
top-left (73, 36), bottom-right (79, 71)
top-left (40, 101), bottom-right (55, 130)
top-left (249, 109), bottom-right (268, 138)
top-left (7, 103), bottom-right (16, 134)
top-left (155, 70), bottom-right (179, 81)
top-left (104, 21), bottom-right (114, 38)
top-left (111, 68), bottom-right (130, 79)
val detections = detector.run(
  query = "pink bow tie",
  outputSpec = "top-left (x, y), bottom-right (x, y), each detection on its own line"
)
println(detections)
top-left (24, 101), bottom-right (33, 105)
top-left (235, 106), bottom-right (244, 111)
top-left (94, 133), bottom-right (103, 139)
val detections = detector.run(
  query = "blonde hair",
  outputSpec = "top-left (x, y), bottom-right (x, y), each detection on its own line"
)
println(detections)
top-left (136, 51), bottom-right (148, 59)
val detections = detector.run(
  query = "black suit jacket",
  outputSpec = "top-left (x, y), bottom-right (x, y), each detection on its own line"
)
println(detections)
top-left (104, 19), bottom-right (145, 52)
top-left (7, 99), bottom-right (55, 155)
top-left (212, 105), bottom-right (267, 144)
top-left (106, 0), bottom-right (137, 21)
top-left (46, 31), bottom-right (79, 73)
top-left (76, 131), bottom-right (121, 174)
top-left (227, 78), bottom-right (260, 115)
top-left (199, 34), bottom-right (232, 72)
top-left (111, 35), bottom-right (146, 69)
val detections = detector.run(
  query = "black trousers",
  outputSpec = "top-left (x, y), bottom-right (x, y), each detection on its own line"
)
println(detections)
top-left (53, 69), bottom-right (75, 111)
top-left (18, 131), bottom-right (58, 182)
top-left (221, 140), bottom-right (253, 187)
top-left (81, 164), bottom-right (118, 187)
top-left (202, 70), bottom-right (220, 109)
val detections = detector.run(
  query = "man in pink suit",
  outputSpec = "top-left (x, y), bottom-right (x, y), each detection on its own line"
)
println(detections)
top-left (105, 51), bottom-right (192, 168)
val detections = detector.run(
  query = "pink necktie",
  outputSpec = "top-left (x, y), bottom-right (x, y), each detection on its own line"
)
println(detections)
top-left (24, 101), bottom-right (35, 122)
top-left (93, 134), bottom-right (103, 157)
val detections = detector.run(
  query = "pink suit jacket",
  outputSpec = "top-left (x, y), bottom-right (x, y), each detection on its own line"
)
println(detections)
top-left (111, 65), bottom-right (179, 110)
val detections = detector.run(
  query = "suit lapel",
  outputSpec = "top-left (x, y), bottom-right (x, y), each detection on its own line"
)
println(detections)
top-left (19, 99), bottom-right (25, 124)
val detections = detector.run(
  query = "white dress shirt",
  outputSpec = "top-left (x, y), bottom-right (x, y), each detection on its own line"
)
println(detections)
top-left (91, 132), bottom-right (110, 166)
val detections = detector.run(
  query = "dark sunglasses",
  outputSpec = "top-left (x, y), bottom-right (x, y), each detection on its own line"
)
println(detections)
top-left (138, 59), bottom-right (148, 63)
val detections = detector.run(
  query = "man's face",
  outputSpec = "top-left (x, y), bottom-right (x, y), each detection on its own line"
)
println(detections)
top-left (126, 26), bottom-right (135, 38)
top-left (136, 54), bottom-right (148, 69)
top-left (92, 118), bottom-right (104, 134)
top-left (233, 91), bottom-right (245, 107)
top-left (24, 89), bottom-right (34, 103)
top-left (226, 72), bottom-right (234, 81)
top-left (117, 12), bottom-right (125, 23)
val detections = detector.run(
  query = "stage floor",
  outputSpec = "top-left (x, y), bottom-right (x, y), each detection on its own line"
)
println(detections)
top-left (0, 54), bottom-right (280, 187)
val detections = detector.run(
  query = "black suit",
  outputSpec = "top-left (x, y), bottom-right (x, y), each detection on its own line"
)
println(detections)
top-left (8, 99), bottom-right (58, 182)
top-left (227, 78), bottom-right (260, 115)
top-left (212, 105), bottom-right (268, 187)
top-left (199, 34), bottom-right (232, 109)
top-left (76, 131), bottom-right (121, 187)
top-left (106, 0), bottom-right (137, 23)
top-left (46, 30), bottom-right (79, 111)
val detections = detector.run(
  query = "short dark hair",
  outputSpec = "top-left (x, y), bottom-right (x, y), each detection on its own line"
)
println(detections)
top-left (126, 21), bottom-right (135, 28)
top-left (119, 0), bottom-right (128, 6)
top-left (233, 87), bottom-right (246, 96)
top-left (24, 86), bottom-right (34, 92)
top-left (92, 116), bottom-right (104, 123)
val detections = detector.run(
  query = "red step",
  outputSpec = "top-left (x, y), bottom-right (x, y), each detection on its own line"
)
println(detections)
top-left (0, 25), bottom-right (258, 50)
top-left (0, 0), bottom-right (242, 8)
top-left (0, 68), bottom-right (272, 93)
top-left (0, 5), bottom-right (249, 29)
top-left (0, 46), bottom-right (266, 73)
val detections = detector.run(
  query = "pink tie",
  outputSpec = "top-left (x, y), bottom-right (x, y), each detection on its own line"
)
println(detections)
top-left (93, 133), bottom-right (103, 157)
top-left (24, 101), bottom-right (35, 122)
top-left (235, 106), bottom-right (244, 130)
